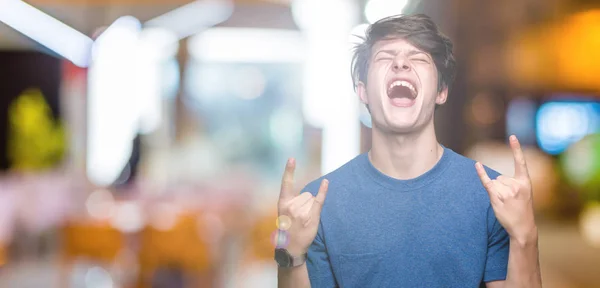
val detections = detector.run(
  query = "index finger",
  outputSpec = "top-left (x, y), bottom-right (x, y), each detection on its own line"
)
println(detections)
top-left (509, 135), bottom-right (529, 179)
top-left (279, 158), bottom-right (296, 201)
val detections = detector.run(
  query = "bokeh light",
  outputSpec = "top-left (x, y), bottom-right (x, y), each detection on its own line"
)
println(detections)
top-left (270, 229), bottom-right (289, 248)
top-left (506, 98), bottom-right (537, 146)
top-left (536, 101), bottom-right (600, 155)
top-left (469, 92), bottom-right (501, 126)
top-left (84, 266), bottom-right (114, 288)
top-left (232, 66), bottom-right (267, 100)
top-left (364, 0), bottom-right (409, 24)
top-left (149, 202), bottom-right (180, 231)
top-left (561, 133), bottom-right (600, 198)
top-left (276, 215), bottom-right (292, 231)
top-left (110, 201), bottom-right (144, 233)
top-left (85, 189), bottom-right (116, 220)
top-left (579, 202), bottom-right (600, 248)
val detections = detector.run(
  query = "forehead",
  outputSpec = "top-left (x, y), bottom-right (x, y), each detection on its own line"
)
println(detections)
top-left (372, 38), bottom-right (423, 55)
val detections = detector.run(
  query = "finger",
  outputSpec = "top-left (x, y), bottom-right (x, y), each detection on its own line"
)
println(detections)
top-left (475, 162), bottom-right (503, 204)
top-left (288, 192), bottom-right (314, 214)
top-left (298, 198), bottom-right (315, 226)
top-left (279, 158), bottom-right (296, 202)
top-left (475, 162), bottom-right (493, 190)
top-left (495, 191), bottom-right (505, 203)
top-left (509, 135), bottom-right (529, 179)
top-left (496, 175), bottom-right (517, 188)
top-left (496, 176), bottom-right (521, 197)
top-left (298, 198), bottom-right (315, 214)
top-left (312, 179), bottom-right (329, 213)
top-left (493, 178), bottom-right (513, 198)
top-left (496, 175), bottom-right (511, 186)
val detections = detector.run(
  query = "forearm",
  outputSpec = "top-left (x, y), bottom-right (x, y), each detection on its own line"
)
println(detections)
top-left (505, 227), bottom-right (542, 288)
top-left (278, 263), bottom-right (311, 288)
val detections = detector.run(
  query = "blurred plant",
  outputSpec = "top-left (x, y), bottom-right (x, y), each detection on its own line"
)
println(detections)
top-left (7, 88), bottom-right (66, 171)
top-left (560, 133), bottom-right (600, 202)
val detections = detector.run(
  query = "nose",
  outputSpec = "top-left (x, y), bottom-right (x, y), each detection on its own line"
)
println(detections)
top-left (392, 56), bottom-right (411, 72)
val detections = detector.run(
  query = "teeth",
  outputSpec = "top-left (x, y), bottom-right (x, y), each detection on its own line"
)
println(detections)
top-left (390, 80), bottom-right (416, 95)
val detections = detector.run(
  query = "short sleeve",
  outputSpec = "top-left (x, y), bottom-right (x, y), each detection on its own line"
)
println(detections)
top-left (306, 221), bottom-right (338, 287)
top-left (484, 204), bottom-right (510, 282)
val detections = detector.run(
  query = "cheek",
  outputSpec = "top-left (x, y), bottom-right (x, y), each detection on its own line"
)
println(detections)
top-left (417, 67), bottom-right (438, 96)
top-left (367, 66), bottom-right (388, 94)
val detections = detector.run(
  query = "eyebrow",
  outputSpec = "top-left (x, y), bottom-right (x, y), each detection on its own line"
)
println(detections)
top-left (406, 50), bottom-right (428, 57)
top-left (374, 49), bottom-right (429, 58)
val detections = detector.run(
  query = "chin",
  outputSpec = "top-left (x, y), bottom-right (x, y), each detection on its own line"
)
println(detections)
top-left (371, 114), bottom-right (419, 133)
top-left (383, 106), bottom-right (421, 129)
top-left (387, 120), bottom-right (420, 133)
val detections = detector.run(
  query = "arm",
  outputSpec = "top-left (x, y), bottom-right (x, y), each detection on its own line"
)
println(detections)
top-left (278, 263), bottom-right (310, 288)
top-left (276, 159), bottom-right (334, 288)
top-left (503, 228), bottom-right (542, 288)
top-left (486, 229), bottom-right (541, 288)
top-left (477, 136), bottom-right (542, 288)
top-left (278, 222), bottom-right (338, 288)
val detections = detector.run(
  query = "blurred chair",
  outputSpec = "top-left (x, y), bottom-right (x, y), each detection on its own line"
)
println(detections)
top-left (0, 243), bottom-right (6, 268)
top-left (61, 221), bottom-right (124, 262)
top-left (233, 208), bottom-right (278, 288)
top-left (60, 220), bottom-right (125, 287)
top-left (246, 209), bottom-right (277, 262)
top-left (137, 212), bottom-right (213, 288)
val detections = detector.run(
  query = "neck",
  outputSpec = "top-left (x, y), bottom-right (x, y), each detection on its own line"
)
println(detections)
top-left (369, 119), bottom-right (443, 180)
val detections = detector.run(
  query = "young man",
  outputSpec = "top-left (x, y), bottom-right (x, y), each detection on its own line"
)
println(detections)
top-left (275, 14), bottom-right (541, 287)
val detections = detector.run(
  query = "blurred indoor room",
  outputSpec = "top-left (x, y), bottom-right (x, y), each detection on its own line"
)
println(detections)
top-left (0, 0), bottom-right (599, 287)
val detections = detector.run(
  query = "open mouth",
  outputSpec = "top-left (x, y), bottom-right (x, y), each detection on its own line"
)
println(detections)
top-left (387, 79), bottom-right (418, 100)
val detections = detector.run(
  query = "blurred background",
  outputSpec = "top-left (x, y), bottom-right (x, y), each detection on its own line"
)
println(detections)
top-left (0, 0), bottom-right (599, 287)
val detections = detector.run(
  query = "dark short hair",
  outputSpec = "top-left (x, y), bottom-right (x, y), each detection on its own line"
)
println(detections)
top-left (351, 14), bottom-right (456, 93)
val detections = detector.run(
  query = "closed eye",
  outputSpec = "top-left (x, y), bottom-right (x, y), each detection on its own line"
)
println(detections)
top-left (411, 58), bottom-right (429, 63)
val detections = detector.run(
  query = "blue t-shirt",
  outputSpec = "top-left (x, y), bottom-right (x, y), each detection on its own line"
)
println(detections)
top-left (303, 147), bottom-right (509, 288)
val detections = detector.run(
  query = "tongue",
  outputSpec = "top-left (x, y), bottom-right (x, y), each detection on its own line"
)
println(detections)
top-left (390, 97), bottom-right (414, 106)
top-left (388, 86), bottom-right (414, 99)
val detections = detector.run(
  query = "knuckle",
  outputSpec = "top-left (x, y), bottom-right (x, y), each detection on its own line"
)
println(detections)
top-left (297, 213), bottom-right (308, 223)
top-left (284, 203), bottom-right (297, 215)
top-left (288, 206), bottom-right (299, 217)
top-left (278, 201), bottom-right (288, 212)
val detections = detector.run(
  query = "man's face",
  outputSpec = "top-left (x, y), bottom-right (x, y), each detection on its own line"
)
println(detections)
top-left (358, 38), bottom-right (447, 133)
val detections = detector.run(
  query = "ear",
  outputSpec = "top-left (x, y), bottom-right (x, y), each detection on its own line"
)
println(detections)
top-left (357, 82), bottom-right (368, 105)
top-left (435, 86), bottom-right (448, 105)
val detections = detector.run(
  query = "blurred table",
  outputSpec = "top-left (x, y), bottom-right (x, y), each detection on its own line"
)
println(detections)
top-left (538, 220), bottom-right (600, 288)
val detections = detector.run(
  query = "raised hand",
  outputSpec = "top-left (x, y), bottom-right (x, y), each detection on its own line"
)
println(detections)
top-left (277, 158), bottom-right (329, 256)
top-left (475, 135), bottom-right (537, 243)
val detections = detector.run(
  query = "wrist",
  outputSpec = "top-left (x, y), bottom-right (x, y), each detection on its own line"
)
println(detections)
top-left (285, 245), bottom-right (308, 257)
top-left (275, 247), bottom-right (308, 268)
top-left (278, 261), bottom-right (307, 271)
top-left (511, 225), bottom-right (538, 248)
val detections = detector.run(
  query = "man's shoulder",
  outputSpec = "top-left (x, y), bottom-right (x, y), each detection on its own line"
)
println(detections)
top-left (446, 148), bottom-right (502, 180)
top-left (302, 154), bottom-right (364, 197)
top-left (443, 149), bottom-right (503, 208)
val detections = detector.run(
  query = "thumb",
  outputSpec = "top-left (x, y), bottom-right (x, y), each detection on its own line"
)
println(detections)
top-left (312, 179), bottom-right (329, 214)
